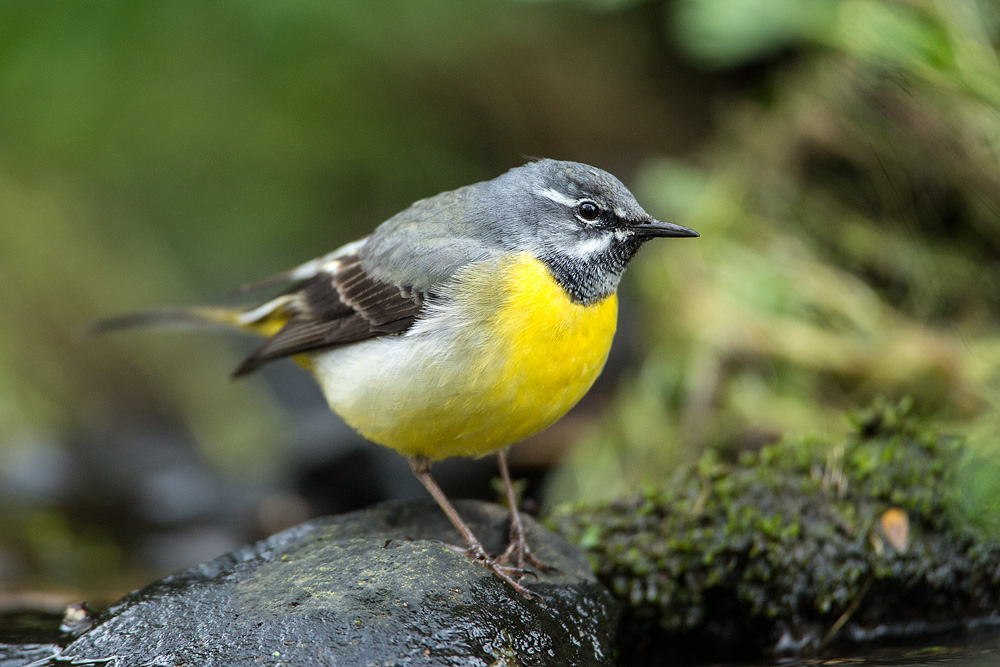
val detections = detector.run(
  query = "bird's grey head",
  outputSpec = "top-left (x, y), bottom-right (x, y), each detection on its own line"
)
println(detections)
top-left (485, 159), bottom-right (699, 304)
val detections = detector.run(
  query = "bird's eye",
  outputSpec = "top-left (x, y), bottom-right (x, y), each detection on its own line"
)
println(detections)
top-left (577, 201), bottom-right (600, 221)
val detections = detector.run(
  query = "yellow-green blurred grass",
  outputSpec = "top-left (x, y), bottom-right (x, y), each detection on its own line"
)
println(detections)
top-left (0, 173), bottom-right (286, 476)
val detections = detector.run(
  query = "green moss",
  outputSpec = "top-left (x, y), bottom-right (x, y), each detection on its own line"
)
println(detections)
top-left (549, 399), bottom-right (1000, 660)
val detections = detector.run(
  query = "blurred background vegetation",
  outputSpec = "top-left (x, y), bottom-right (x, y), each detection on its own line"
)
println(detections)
top-left (2, 0), bottom-right (999, 605)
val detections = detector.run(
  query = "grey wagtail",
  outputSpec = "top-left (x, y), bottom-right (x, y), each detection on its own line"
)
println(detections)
top-left (98, 159), bottom-right (699, 599)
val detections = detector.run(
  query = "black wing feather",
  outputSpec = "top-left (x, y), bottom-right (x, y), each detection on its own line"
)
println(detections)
top-left (233, 254), bottom-right (425, 376)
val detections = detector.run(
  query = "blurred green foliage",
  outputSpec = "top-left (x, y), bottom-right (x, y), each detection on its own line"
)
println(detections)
top-left (0, 0), bottom-right (689, 469)
top-left (2, 0), bottom-right (999, 592)
top-left (549, 0), bottom-right (1000, 509)
top-left (0, 0), bottom-right (709, 591)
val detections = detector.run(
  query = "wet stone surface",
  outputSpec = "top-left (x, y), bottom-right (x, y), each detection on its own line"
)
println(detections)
top-left (46, 500), bottom-right (618, 666)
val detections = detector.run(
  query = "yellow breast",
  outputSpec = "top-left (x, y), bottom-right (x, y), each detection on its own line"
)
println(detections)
top-left (480, 253), bottom-right (618, 448)
top-left (313, 252), bottom-right (618, 460)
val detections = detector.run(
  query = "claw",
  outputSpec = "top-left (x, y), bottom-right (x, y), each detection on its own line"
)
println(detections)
top-left (436, 541), bottom-right (546, 600)
top-left (433, 538), bottom-right (545, 599)
top-left (494, 449), bottom-right (559, 576)
top-left (482, 562), bottom-right (545, 604)
top-left (499, 533), bottom-right (559, 574)
top-left (409, 457), bottom-right (544, 601)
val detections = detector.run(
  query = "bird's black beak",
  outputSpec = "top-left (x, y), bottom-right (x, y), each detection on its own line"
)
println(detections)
top-left (635, 219), bottom-right (700, 238)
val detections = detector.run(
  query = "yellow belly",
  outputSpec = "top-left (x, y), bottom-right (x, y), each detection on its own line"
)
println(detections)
top-left (313, 252), bottom-right (618, 460)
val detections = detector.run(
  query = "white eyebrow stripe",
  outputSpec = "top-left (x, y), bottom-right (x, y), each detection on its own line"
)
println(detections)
top-left (537, 187), bottom-right (579, 208)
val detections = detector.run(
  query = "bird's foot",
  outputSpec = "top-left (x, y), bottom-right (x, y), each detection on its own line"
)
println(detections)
top-left (409, 456), bottom-right (543, 601)
top-left (498, 525), bottom-right (560, 574)
top-left (440, 541), bottom-right (543, 602)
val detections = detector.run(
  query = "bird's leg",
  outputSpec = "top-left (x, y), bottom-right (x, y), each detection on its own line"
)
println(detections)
top-left (408, 456), bottom-right (541, 601)
top-left (496, 448), bottom-right (556, 573)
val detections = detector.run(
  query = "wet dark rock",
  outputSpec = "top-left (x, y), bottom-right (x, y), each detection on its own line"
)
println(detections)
top-left (0, 642), bottom-right (60, 667)
top-left (47, 500), bottom-right (617, 667)
top-left (0, 608), bottom-right (62, 667)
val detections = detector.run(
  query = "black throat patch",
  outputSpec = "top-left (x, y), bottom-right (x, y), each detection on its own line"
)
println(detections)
top-left (540, 235), bottom-right (646, 306)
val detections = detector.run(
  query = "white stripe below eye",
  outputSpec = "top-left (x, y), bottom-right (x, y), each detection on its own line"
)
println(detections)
top-left (537, 187), bottom-right (579, 208)
top-left (567, 233), bottom-right (614, 257)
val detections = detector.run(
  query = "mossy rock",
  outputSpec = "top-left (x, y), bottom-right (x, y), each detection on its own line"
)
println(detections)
top-left (550, 399), bottom-right (1000, 663)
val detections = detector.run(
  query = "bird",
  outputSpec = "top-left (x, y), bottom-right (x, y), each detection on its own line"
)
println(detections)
top-left (97, 159), bottom-right (699, 599)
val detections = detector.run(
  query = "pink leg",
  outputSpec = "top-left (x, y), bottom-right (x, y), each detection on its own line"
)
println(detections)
top-left (409, 456), bottom-right (542, 601)
top-left (496, 449), bottom-right (556, 572)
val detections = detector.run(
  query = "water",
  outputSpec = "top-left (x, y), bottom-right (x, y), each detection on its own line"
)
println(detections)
top-left (0, 610), bottom-right (997, 666)
top-left (0, 610), bottom-right (62, 667)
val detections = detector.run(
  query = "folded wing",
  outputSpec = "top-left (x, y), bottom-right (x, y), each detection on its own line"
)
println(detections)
top-left (233, 249), bottom-right (425, 376)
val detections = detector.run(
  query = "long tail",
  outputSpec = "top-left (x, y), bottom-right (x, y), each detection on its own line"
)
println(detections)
top-left (93, 293), bottom-right (296, 335)
top-left (91, 306), bottom-right (247, 334)
top-left (92, 296), bottom-right (297, 375)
